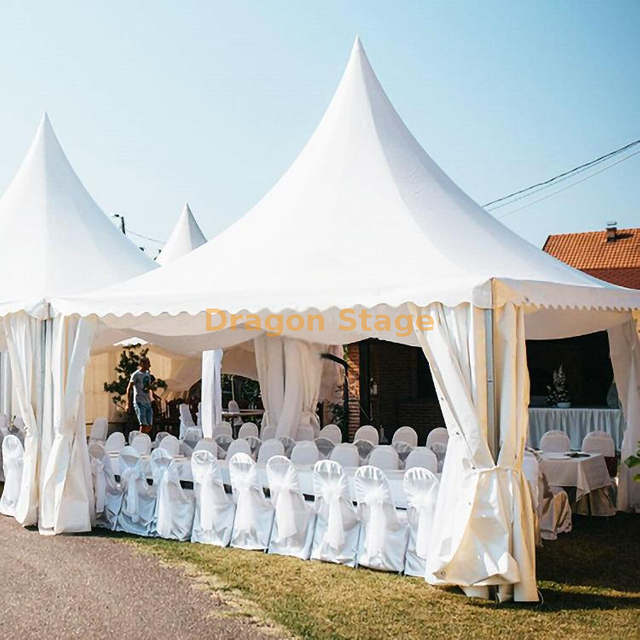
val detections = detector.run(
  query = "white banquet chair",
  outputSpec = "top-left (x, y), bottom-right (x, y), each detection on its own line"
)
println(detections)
top-left (582, 431), bottom-right (615, 457)
top-left (279, 436), bottom-right (296, 458)
top-left (214, 434), bottom-right (233, 457)
top-left (426, 427), bottom-right (449, 447)
top-left (392, 441), bottom-right (414, 467)
top-left (403, 467), bottom-right (439, 577)
top-left (89, 442), bottom-right (123, 530)
top-left (212, 423), bottom-right (233, 439)
top-left (245, 436), bottom-right (263, 460)
top-left (405, 447), bottom-right (438, 473)
top-left (257, 439), bottom-right (285, 464)
top-left (311, 460), bottom-right (361, 567)
top-left (291, 441), bottom-right (320, 466)
top-left (353, 425), bottom-right (379, 445)
top-left (315, 437), bottom-right (335, 460)
top-left (393, 426), bottom-right (418, 447)
top-left (319, 424), bottom-right (342, 444)
top-left (179, 403), bottom-right (195, 439)
top-left (194, 438), bottom-right (218, 456)
top-left (227, 438), bottom-right (251, 460)
top-left (229, 453), bottom-right (274, 550)
top-left (131, 433), bottom-right (152, 456)
top-left (355, 465), bottom-right (408, 573)
top-left (429, 442), bottom-right (448, 473)
top-left (191, 450), bottom-right (235, 546)
top-left (159, 434), bottom-right (181, 457)
top-left (116, 446), bottom-right (156, 536)
top-left (105, 431), bottom-right (126, 454)
top-left (354, 439), bottom-right (376, 464)
top-left (183, 425), bottom-right (203, 443)
top-left (150, 448), bottom-right (194, 541)
top-left (260, 424), bottom-right (277, 441)
top-left (238, 422), bottom-right (259, 439)
top-left (330, 443), bottom-right (359, 468)
top-left (267, 456), bottom-right (316, 559)
top-left (296, 424), bottom-right (315, 442)
top-left (154, 431), bottom-right (170, 448)
top-left (128, 430), bottom-right (140, 445)
top-left (0, 435), bottom-right (23, 517)
top-left (89, 416), bottom-right (108, 442)
top-left (369, 445), bottom-right (399, 471)
top-left (540, 430), bottom-right (571, 453)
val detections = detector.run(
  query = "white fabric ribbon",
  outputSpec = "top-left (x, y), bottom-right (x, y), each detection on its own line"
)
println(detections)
top-left (155, 461), bottom-right (181, 538)
top-left (322, 482), bottom-right (346, 549)
top-left (233, 473), bottom-right (256, 534)
top-left (270, 467), bottom-right (299, 542)
top-left (121, 465), bottom-right (143, 523)
top-left (91, 457), bottom-right (107, 514)
top-left (362, 485), bottom-right (387, 558)
top-left (408, 491), bottom-right (437, 559)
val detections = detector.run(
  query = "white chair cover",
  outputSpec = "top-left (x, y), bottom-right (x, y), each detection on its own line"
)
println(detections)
top-left (238, 422), bottom-right (259, 439)
top-left (403, 467), bottom-right (440, 577)
top-left (183, 426), bottom-right (203, 443)
top-left (330, 443), bottom-right (359, 468)
top-left (540, 430), bottom-right (571, 453)
top-left (128, 430), bottom-right (140, 445)
top-left (214, 434), bottom-right (233, 457)
top-left (154, 431), bottom-right (170, 447)
top-left (194, 438), bottom-right (218, 456)
top-left (191, 450), bottom-right (235, 546)
top-left (88, 442), bottom-right (123, 530)
top-left (257, 439), bottom-right (285, 464)
top-left (426, 427), bottom-right (449, 447)
top-left (311, 460), bottom-right (360, 567)
top-left (131, 433), bottom-right (152, 456)
top-left (319, 424), bottom-right (342, 444)
top-left (0, 435), bottom-right (23, 517)
top-left (115, 446), bottom-right (156, 536)
top-left (296, 424), bottom-right (315, 442)
top-left (228, 400), bottom-right (240, 414)
top-left (150, 448), bottom-right (194, 541)
top-left (179, 403), bottom-right (195, 439)
top-left (105, 431), bottom-right (126, 454)
top-left (291, 441), bottom-right (320, 466)
top-left (245, 436), bottom-right (262, 460)
top-left (315, 437), bottom-right (336, 460)
top-left (354, 465), bottom-right (408, 572)
top-left (227, 439), bottom-right (251, 459)
top-left (261, 424), bottom-right (277, 441)
top-left (405, 447), bottom-right (438, 473)
top-left (353, 439), bottom-right (375, 464)
top-left (369, 445), bottom-right (399, 471)
top-left (267, 456), bottom-right (316, 559)
top-left (229, 453), bottom-right (274, 550)
top-left (213, 422), bottom-right (233, 438)
top-left (393, 426), bottom-right (418, 447)
top-left (353, 425), bottom-right (379, 445)
top-left (159, 434), bottom-right (180, 456)
top-left (279, 436), bottom-right (296, 458)
top-left (582, 431), bottom-right (616, 457)
top-left (89, 417), bottom-right (109, 442)
top-left (392, 441), bottom-right (414, 467)
top-left (429, 442), bottom-right (447, 473)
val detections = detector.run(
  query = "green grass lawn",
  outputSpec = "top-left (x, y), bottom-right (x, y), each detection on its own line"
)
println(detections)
top-left (122, 514), bottom-right (640, 639)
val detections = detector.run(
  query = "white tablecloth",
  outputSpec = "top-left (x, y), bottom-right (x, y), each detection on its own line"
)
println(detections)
top-left (528, 407), bottom-right (625, 450)
top-left (109, 454), bottom-right (411, 509)
top-left (538, 452), bottom-right (611, 500)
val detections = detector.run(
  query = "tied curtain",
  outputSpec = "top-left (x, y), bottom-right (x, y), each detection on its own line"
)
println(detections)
top-left (200, 349), bottom-right (223, 438)
top-left (254, 335), bottom-right (285, 430)
top-left (608, 315), bottom-right (640, 512)
top-left (39, 315), bottom-right (97, 533)
top-left (4, 312), bottom-right (44, 527)
top-left (410, 302), bottom-right (537, 602)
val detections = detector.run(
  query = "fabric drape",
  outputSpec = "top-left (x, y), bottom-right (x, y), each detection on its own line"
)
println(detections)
top-left (200, 349), bottom-right (223, 438)
top-left (608, 315), bottom-right (640, 512)
top-left (39, 315), bottom-right (97, 533)
top-left (4, 312), bottom-right (44, 526)
top-left (410, 301), bottom-right (537, 602)
top-left (254, 335), bottom-right (285, 430)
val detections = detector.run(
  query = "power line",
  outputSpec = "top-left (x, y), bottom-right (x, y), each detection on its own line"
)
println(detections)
top-left (483, 139), bottom-right (640, 210)
top-left (127, 229), bottom-right (165, 244)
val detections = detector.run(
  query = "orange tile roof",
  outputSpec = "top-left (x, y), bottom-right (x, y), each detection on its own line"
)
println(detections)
top-left (543, 228), bottom-right (640, 270)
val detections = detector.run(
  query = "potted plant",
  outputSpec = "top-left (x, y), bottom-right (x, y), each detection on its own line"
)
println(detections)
top-left (547, 364), bottom-right (571, 408)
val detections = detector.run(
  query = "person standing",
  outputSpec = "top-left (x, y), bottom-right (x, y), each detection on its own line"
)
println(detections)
top-left (126, 357), bottom-right (154, 434)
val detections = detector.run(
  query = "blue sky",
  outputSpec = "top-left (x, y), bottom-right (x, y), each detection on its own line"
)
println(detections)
top-left (0, 1), bottom-right (638, 253)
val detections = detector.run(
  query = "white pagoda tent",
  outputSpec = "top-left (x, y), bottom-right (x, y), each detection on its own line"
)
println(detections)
top-left (156, 203), bottom-right (207, 265)
top-left (52, 40), bottom-right (640, 600)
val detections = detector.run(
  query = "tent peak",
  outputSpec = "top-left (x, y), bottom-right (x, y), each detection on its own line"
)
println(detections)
top-left (156, 203), bottom-right (207, 265)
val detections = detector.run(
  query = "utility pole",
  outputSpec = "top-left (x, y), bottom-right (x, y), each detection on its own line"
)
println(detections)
top-left (112, 214), bottom-right (126, 234)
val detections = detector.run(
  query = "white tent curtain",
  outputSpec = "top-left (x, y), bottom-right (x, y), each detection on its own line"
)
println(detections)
top-left (0, 351), bottom-right (12, 417)
top-left (39, 315), bottom-right (97, 533)
top-left (278, 339), bottom-right (326, 439)
top-left (200, 349), bottom-right (223, 438)
top-left (411, 301), bottom-right (537, 602)
top-left (4, 313), bottom-right (44, 526)
top-left (254, 335), bottom-right (285, 430)
top-left (608, 315), bottom-right (640, 512)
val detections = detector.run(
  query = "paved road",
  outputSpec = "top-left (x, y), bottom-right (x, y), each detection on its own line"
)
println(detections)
top-left (0, 516), bottom-right (279, 640)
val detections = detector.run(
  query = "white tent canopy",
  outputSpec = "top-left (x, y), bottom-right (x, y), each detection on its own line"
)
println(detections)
top-left (46, 39), bottom-right (640, 600)
top-left (156, 203), bottom-right (207, 266)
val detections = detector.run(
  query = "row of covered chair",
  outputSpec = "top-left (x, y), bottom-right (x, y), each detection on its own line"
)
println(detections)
top-left (90, 444), bottom-right (440, 576)
top-left (539, 429), bottom-right (616, 456)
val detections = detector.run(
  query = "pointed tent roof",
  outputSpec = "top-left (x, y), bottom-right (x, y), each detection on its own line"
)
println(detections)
top-left (156, 203), bottom-right (207, 265)
top-left (0, 114), bottom-right (155, 317)
top-left (53, 39), bottom-right (640, 337)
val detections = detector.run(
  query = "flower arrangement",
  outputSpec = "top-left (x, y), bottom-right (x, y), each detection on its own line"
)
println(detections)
top-left (547, 364), bottom-right (571, 407)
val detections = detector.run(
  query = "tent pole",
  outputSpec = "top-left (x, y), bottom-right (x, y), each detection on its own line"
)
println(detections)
top-left (485, 307), bottom-right (499, 461)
